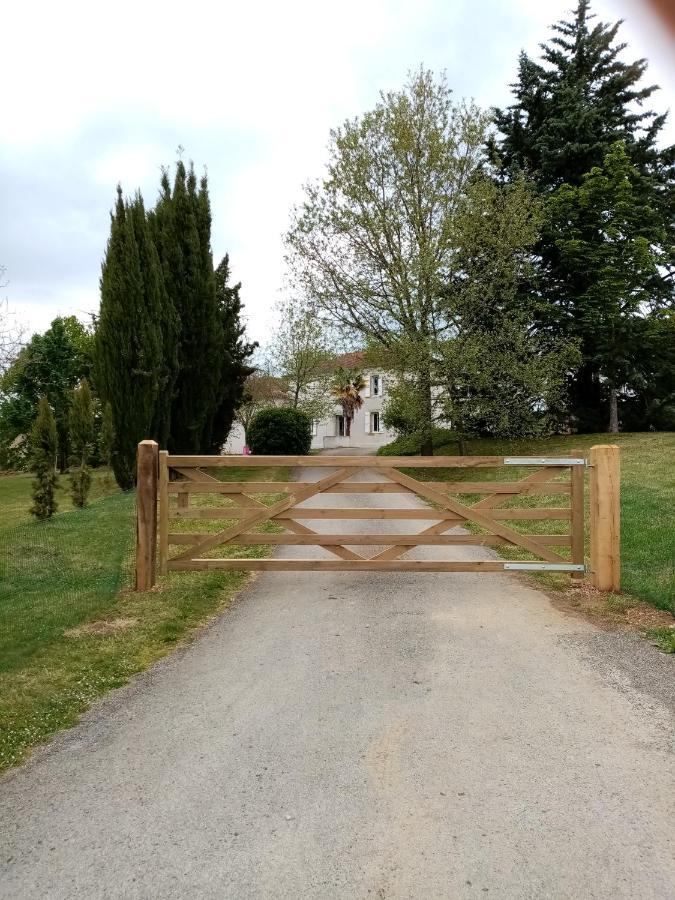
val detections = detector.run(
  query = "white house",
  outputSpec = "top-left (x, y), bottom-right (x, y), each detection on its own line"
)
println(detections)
top-left (225, 351), bottom-right (396, 452)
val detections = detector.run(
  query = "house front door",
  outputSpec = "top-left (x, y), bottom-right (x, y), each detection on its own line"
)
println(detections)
top-left (335, 415), bottom-right (345, 437)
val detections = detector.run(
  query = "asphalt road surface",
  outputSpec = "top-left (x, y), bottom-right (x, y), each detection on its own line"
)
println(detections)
top-left (1, 451), bottom-right (673, 899)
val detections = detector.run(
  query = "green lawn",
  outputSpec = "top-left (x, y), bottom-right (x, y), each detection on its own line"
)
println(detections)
top-left (1, 466), bottom-right (121, 529)
top-left (0, 465), bottom-right (290, 773)
top-left (394, 432), bottom-right (675, 614)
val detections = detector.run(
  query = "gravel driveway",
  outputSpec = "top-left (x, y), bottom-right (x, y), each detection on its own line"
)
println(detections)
top-left (1, 450), bottom-right (673, 899)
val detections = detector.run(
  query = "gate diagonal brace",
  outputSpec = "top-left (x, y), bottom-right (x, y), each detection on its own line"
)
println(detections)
top-left (381, 467), bottom-right (567, 564)
top-left (281, 518), bottom-right (364, 561)
top-left (171, 467), bottom-right (355, 563)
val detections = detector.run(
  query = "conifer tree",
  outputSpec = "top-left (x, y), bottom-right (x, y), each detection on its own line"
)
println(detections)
top-left (30, 397), bottom-right (58, 520)
top-left (68, 378), bottom-right (94, 507)
top-left (204, 255), bottom-right (257, 452)
top-left (94, 188), bottom-right (164, 488)
top-left (548, 141), bottom-right (661, 431)
top-left (155, 162), bottom-right (222, 453)
top-left (100, 401), bottom-right (115, 469)
top-left (131, 196), bottom-right (178, 449)
top-left (493, 0), bottom-right (675, 430)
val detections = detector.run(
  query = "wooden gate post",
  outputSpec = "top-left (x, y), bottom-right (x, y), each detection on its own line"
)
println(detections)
top-left (589, 444), bottom-right (620, 591)
top-left (135, 440), bottom-right (159, 591)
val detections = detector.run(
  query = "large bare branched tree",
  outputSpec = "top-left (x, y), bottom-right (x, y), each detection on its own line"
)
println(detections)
top-left (0, 266), bottom-right (24, 374)
top-left (266, 297), bottom-right (336, 421)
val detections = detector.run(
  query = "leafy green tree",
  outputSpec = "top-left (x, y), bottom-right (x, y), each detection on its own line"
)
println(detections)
top-left (203, 255), bottom-right (256, 453)
top-left (493, 0), bottom-right (675, 429)
top-left (30, 397), bottom-right (58, 520)
top-left (2, 316), bottom-right (92, 471)
top-left (267, 298), bottom-right (334, 421)
top-left (287, 69), bottom-right (489, 455)
top-left (68, 379), bottom-right (94, 507)
top-left (0, 394), bottom-right (33, 468)
top-left (547, 141), bottom-right (661, 431)
top-left (154, 162), bottom-right (222, 454)
top-left (440, 174), bottom-right (579, 440)
top-left (95, 188), bottom-right (165, 489)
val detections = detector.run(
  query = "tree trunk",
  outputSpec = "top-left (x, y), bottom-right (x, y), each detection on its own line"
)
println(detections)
top-left (457, 436), bottom-right (466, 456)
top-left (346, 414), bottom-right (352, 437)
top-left (608, 386), bottom-right (619, 433)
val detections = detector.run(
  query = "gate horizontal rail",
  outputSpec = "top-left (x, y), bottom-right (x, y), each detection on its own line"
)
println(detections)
top-left (135, 443), bottom-right (620, 591)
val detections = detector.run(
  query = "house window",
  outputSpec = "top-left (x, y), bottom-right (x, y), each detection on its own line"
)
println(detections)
top-left (371, 374), bottom-right (382, 396)
top-left (371, 411), bottom-right (382, 433)
top-left (311, 419), bottom-right (318, 436)
top-left (335, 414), bottom-right (345, 437)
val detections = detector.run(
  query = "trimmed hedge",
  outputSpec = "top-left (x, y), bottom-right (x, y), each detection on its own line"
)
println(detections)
top-left (247, 407), bottom-right (312, 455)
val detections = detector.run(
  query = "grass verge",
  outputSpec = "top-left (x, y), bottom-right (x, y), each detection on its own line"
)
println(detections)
top-left (380, 432), bottom-right (674, 621)
top-left (0, 465), bottom-right (290, 774)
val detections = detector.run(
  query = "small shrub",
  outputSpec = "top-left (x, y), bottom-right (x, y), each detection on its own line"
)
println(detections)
top-left (247, 407), bottom-right (312, 455)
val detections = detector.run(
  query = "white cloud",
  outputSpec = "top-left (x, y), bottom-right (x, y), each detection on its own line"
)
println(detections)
top-left (1, 0), bottom-right (672, 344)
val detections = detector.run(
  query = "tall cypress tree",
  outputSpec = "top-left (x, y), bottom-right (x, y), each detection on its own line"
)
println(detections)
top-left (155, 162), bottom-right (222, 453)
top-left (94, 188), bottom-right (164, 488)
top-left (147, 179), bottom-right (179, 449)
top-left (493, 0), bottom-right (675, 430)
top-left (204, 255), bottom-right (257, 452)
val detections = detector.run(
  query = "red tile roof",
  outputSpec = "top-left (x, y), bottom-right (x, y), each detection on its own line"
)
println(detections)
top-left (331, 350), bottom-right (366, 369)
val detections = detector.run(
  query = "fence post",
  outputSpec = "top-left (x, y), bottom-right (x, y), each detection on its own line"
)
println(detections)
top-left (589, 444), bottom-right (620, 591)
top-left (570, 448), bottom-right (585, 579)
top-left (135, 440), bottom-right (159, 591)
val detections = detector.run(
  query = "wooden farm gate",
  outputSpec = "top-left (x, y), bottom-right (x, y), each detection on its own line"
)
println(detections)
top-left (135, 445), bottom-right (620, 591)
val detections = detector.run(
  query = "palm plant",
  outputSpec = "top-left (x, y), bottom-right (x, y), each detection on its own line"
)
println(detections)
top-left (331, 367), bottom-right (367, 437)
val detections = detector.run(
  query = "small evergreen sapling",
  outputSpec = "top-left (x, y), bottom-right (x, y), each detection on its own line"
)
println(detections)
top-left (68, 379), bottom-right (94, 507)
top-left (30, 397), bottom-right (59, 520)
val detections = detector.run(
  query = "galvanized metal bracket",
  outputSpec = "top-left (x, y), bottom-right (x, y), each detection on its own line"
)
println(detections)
top-left (504, 562), bottom-right (585, 572)
top-left (504, 457), bottom-right (586, 466)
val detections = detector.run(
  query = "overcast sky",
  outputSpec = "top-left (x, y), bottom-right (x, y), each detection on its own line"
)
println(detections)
top-left (1, 0), bottom-right (673, 346)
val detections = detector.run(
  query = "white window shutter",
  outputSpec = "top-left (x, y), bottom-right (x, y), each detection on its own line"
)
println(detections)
top-left (364, 378), bottom-right (371, 398)
top-left (380, 375), bottom-right (385, 397)
top-left (365, 411), bottom-right (371, 433)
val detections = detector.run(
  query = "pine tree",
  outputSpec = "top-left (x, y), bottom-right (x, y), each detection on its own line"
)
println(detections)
top-left (494, 2), bottom-right (668, 184)
top-left (548, 141), bottom-right (662, 431)
top-left (100, 401), bottom-right (115, 468)
top-left (204, 255), bottom-right (257, 453)
top-left (68, 378), bottom-right (94, 507)
top-left (131, 196), bottom-right (178, 450)
top-left (30, 397), bottom-right (58, 520)
top-left (493, 0), bottom-right (675, 430)
top-left (155, 162), bottom-right (222, 453)
top-left (146, 182), bottom-right (179, 449)
top-left (94, 188), bottom-right (164, 488)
